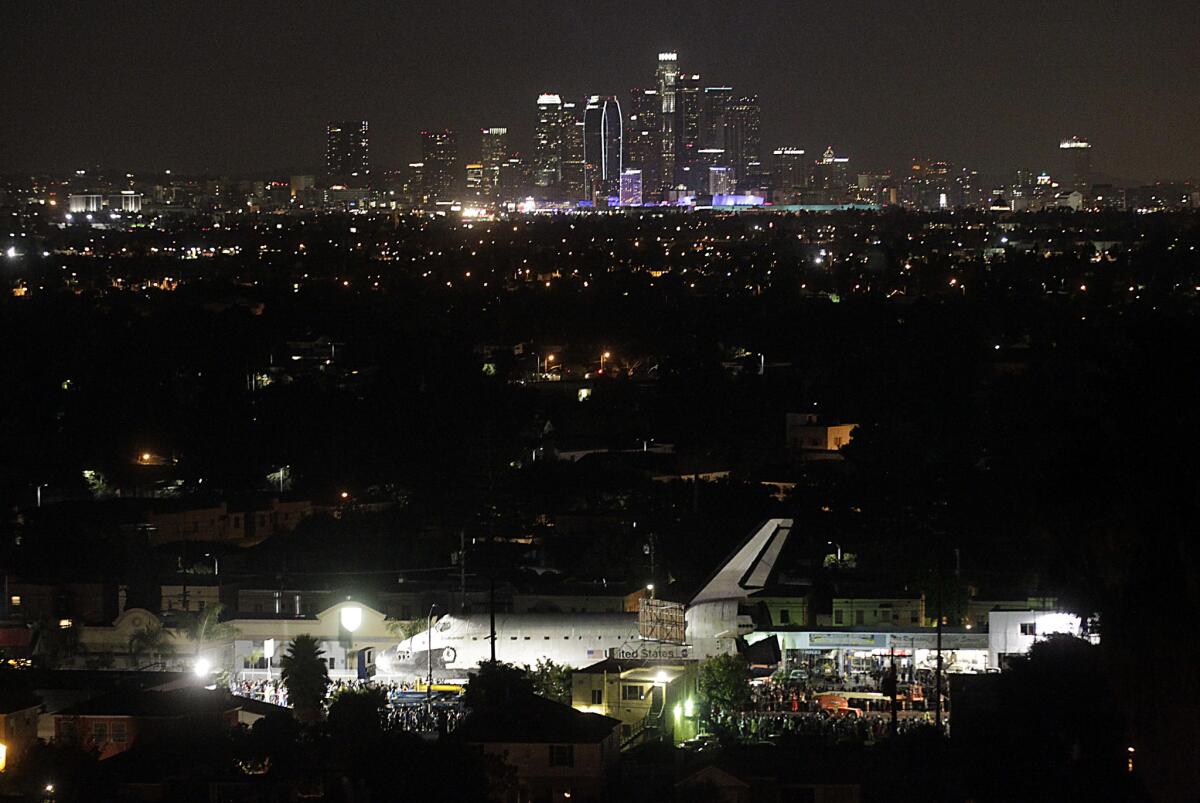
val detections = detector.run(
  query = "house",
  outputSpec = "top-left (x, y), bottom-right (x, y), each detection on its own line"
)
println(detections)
top-left (570, 658), bottom-right (699, 747)
top-left (53, 687), bottom-right (241, 760)
top-left (457, 693), bottom-right (620, 803)
top-left (785, 413), bottom-right (856, 452)
top-left (0, 680), bottom-right (40, 772)
top-left (831, 595), bottom-right (926, 628)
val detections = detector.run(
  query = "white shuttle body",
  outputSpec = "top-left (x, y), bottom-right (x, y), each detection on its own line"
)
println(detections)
top-left (377, 518), bottom-right (793, 680)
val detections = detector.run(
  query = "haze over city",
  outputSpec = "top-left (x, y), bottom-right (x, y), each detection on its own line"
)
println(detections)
top-left (3, 1), bottom-right (1200, 180)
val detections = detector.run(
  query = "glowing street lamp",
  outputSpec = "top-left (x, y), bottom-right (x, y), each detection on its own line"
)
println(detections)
top-left (340, 605), bottom-right (363, 633)
top-left (264, 638), bottom-right (275, 680)
top-left (600, 351), bottom-right (611, 372)
top-left (193, 657), bottom-right (212, 678)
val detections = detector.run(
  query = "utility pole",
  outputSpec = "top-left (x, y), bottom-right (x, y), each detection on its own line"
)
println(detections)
top-left (426, 603), bottom-right (437, 716)
top-left (488, 577), bottom-right (496, 663)
top-left (935, 555), bottom-right (944, 731)
top-left (887, 645), bottom-right (898, 738)
top-left (459, 530), bottom-right (466, 614)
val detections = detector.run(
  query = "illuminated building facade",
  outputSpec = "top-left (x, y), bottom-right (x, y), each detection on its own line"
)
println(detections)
top-left (480, 127), bottom-right (508, 191)
top-left (534, 94), bottom-right (564, 188)
top-left (724, 96), bottom-right (761, 193)
top-left (656, 53), bottom-right (680, 197)
top-left (1060, 136), bottom-right (1093, 193)
top-left (583, 95), bottom-right (623, 202)
top-left (561, 100), bottom-right (587, 201)
top-left (420, 129), bottom-right (458, 201)
top-left (619, 169), bottom-right (643, 206)
top-left (626, 88), bottom-right (660, 201)
top-left (772, 148), bottom-right (808, 197)
top-left (325, 120), bottom-right (369, 180)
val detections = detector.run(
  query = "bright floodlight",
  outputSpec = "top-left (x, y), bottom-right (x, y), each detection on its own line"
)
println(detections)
top-left (341, 605), bottom-right (363, 633)
top-left (193, 657), bottom-right (212, 677)
top-left (263, 638), bottom-right (276, 659)
top-left (655, 671), bottom-right (669, 684)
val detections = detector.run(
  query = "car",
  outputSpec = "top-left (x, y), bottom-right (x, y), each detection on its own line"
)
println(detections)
top-left (679, 734), bottom-right (720, 752)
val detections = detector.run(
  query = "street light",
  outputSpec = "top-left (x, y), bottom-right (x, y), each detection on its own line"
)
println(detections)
top-left (827, 540), bottom-right (843, 563)
top-left (264, 638), bottom-right (275, 680)
top-left (600, 351), bottom-right (611, 372)
top-left (194, 657), bottom-right (212, 678)
top-left (340, 604), bottom-right (363, 633)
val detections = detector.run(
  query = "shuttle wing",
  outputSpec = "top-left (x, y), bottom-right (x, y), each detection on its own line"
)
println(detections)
top-left (689, 518), bottom-right (793, 605)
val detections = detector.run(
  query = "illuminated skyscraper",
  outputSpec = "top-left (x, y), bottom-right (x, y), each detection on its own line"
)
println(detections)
top-left (700, 86), bottom-right (733, 150)
top-left (584, 95), bottom-right (623, 202)
top-left (626, 88), bottom-right (660, 199)
top-left (480, 127), bottom-right (509, 191)
top-left (534, 94), bottom-right (564, 188)
top-left (677, 74), bottom-right (703, 190)
top-left (690, 148), bottom-right (727, 195)
top-left (709, 165), bottom-right (736, 196)
top-left (656, 53), bottom-right (680, 196)
top-left (325, 121), bottom-right (369, 179)
top-left (420, 129), bottom-right (458, 200)
top-left (1060, 136), bottom-right (1093, 192)
top-left (724, 96), bottom-right (760, 192)
top-left (772, 147), bottom-right (808, 193)
top-left (811, 146), bottom-right (851, 202)
top-left (620, 169), bottom-right (643, 206)
top-left (561, 100), bottom-right (587, 201)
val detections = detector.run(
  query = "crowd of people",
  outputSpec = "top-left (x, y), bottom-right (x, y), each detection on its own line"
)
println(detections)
top-left (231, 678), bottom-right (289, 708)
top-left (713, 709), bottom-right (944, 745)
top-left (229, 677), bottom-right (466, 733)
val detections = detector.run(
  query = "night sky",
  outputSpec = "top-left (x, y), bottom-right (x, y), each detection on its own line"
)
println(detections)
top-left (3, 0), bottom-right (1198, 181)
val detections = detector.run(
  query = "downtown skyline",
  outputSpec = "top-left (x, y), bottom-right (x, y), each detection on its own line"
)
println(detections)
top-left (3, 1), bottom-right (1200, 182)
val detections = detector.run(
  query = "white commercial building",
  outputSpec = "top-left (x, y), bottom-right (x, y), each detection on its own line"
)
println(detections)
top-left (986, 610), bottom-right (1086, 669)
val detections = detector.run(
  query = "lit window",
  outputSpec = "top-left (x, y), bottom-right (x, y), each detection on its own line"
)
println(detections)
top-left (621, 685), bottom-right (645, 701)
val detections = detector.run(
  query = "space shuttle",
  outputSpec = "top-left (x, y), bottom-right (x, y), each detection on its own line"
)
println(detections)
top-left (376, 518), bottom-right (792, 680)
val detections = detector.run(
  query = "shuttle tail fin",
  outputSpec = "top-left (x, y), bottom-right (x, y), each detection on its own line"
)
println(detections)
top-left (689, 518), bottom-right (793, 605)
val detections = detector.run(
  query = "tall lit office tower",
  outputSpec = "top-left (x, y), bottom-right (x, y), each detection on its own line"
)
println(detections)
top-left (561, 100), bottom-right (587, 201)
top-left (709, 166), bottom-right (736, 196)
top-left (480, 127), bottom-right (509, 190)
top-left (724, 96), bottom-right (761, 191)
top-left (583, 95), bottom-right (624, 202)
top-left (465, 164), bottom-right (485, 199)
top-left (620, 169), bottom-right (643, 206)
top-left (420, 129), bottom-right (458, 200)
top-left (700, 86), bottom-right (733, 150)
top-left (325, 121), bottom-right (369, 179)
top-left (627, 88), bottom-right (660, 198)
top-left (690, 148), bottom-right (727, 194)
top-left (677, 74), bottom-right (703, 186)
top-left (1059, 136), bottom-right (1093, 192)
top-left (656, 52), bottom-right (680, 196)
top-left (772, 148), bottom-right (808, 193)
top-left (811, 146), bottom-right (851, 202)
top-left (534, 94), bottom-right (564, 188)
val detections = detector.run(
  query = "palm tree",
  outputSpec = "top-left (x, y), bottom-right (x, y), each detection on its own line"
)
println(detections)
top-left (385, 618), bottom-right (425, 641)
top-left (279, 634), bottom-right (329, 723)
top-left (181, 603), bottom-right (240, 670)
top-left (128, 620), bottom-right (176, 668)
